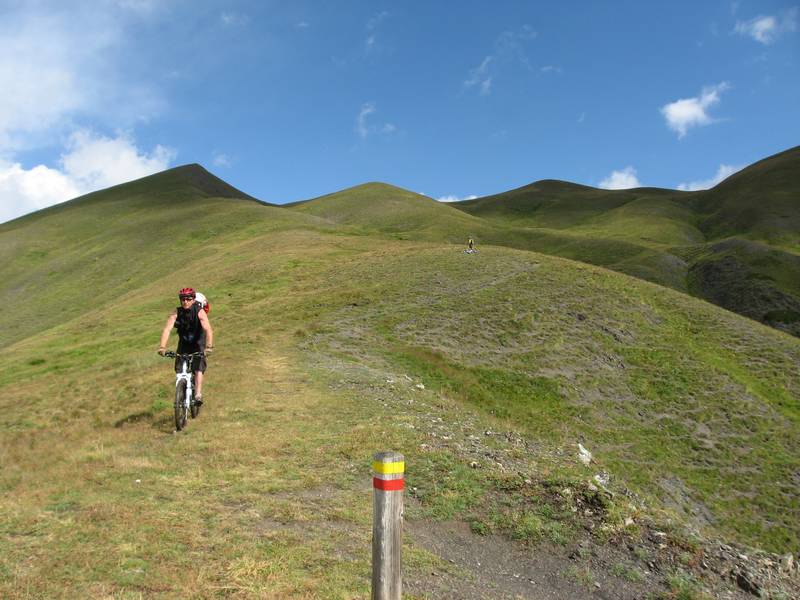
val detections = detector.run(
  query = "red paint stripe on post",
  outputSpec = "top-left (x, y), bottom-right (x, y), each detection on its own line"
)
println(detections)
top-left (373, 477), bottom-right (404, 491)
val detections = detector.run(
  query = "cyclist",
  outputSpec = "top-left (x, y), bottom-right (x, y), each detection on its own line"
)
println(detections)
top-left (158, 288), bottom-right (214, 407)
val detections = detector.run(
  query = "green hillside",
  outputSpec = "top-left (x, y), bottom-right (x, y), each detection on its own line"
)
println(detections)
top-left (2, 162), bottom-right (799, 597)
top-left (288, 182), bottom-right (490, 241)
top-left (0, 165), bottom-right (329, 347)
top-left (451, 146), bottom-right (800, 335)
top-left (457, 180), bottom-right (679, 230)
top-left (286, 182), bottom-right (692, 292)
top-left (688, 145), bottom-right (800, 249)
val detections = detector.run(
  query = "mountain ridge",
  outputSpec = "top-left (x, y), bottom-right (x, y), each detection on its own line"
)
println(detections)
top-left (0, 163), bottom-right (265, 231)
top-left (4, 146), bottom-right (799, 335)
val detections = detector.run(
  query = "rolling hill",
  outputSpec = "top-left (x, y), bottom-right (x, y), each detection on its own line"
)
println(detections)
top-left (450, 145), bottom-right (800, 335)
top-left (1, 153), bottom-right (799, 598)
top-left (0, 164), bottom-right (330, 347)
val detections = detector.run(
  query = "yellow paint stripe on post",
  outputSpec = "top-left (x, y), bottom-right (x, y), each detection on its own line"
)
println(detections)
top-left (373, 460), bottom-right (405, 475)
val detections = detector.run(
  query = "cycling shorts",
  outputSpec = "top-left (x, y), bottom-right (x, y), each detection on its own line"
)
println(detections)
top-left (175, 341), bottom-right (207, 373)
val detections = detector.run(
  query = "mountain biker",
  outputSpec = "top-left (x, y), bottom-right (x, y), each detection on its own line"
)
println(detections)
top-left (468, 237), bottom-right (475, 250)
top-left (158, 288), bottom-right (214, 407)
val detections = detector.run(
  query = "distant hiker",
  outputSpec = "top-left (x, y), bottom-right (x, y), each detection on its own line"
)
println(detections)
top-left (468, 237), bottom-right (475, 250)
top-left (158, 288), bottom-right (214, 407)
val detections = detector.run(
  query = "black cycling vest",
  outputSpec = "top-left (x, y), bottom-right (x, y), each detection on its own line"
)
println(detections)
top-left (175, 302), bottom-right (206, 346)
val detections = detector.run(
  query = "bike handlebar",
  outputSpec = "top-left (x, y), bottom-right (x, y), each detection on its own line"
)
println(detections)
top-left (162, 351), bottom-right (205, 358)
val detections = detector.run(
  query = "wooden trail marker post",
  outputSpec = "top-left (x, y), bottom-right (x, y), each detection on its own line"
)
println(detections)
top-left (371, 451), bottom-right (404, 600)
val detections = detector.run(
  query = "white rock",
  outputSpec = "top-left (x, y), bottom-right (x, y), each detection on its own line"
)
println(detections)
top-left (415, 383), bottom-right (425, 390)
top-left (594, 472), bottom-right (609, 486)
top-left (780, 553), bottom-right (794, 572)
top-left (578, 443), bottom-right (592, 466)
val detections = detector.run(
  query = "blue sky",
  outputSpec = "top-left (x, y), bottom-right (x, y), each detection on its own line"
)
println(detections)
top-left (1, 0), bottom-right (798, 222)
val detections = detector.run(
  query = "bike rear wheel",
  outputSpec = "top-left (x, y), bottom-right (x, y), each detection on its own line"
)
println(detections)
top-left (174, 380), bottom-right (188, 431)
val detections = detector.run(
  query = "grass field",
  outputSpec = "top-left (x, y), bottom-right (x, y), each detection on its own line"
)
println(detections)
top-left (2, 159), bottom-right (799, 597)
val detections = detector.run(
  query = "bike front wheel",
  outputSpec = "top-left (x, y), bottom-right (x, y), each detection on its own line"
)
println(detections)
top-left (174, 380), bottom-right (188, 431)
top-left (190, 393), bottom-right (200, 419)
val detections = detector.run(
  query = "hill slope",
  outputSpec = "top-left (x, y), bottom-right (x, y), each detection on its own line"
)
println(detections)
top-left (286, 182), bottom-right (692, 292)
top-left (1, 168), bottom-right (799, 597)
top-left (450, 146), bottom-right (800, 335)
top-left (287, 182), bottom-right (489, 239)
top-left (688, 145), bottom-right (800, 248)
top-left (0, 165), bottom-right (323, 347)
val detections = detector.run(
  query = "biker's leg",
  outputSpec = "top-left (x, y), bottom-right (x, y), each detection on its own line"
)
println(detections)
top-left (194, 370), bottom-right (204, 400)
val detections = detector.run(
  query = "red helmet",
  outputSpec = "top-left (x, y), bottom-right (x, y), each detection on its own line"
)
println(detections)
top-left (178, 287), bottom-right (196, 299)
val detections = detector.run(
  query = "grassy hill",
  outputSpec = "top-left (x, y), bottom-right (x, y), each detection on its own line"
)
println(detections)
top-left (456, 180), bottom-right (679, 230)
top-left (287, 182), bottom-right (491, 241)
top-left (0, 165), bottom-right (330, 347)
top-left (451, 146), bottom-right (800, 335)
top-left (286, 182), bottom-right (693, 292)
top-left (2, 161), bottom-right (799, 598)
top-left (688, 145), bottom-right (800, 249)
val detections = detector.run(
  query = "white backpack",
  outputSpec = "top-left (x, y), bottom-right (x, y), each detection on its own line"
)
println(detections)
top-left (194, 292), bottom-right (210, 314)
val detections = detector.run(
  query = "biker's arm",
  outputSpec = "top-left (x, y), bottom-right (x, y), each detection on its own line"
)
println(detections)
top-left (199, 309), bottom-right (214, 351)
top-left (159, 312), bottom-right (177, 353)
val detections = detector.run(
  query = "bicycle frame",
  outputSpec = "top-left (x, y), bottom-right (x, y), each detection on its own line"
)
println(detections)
top-left (175, 355), bottom-right (194, 412)
top-left (164, 351), bottom-right (203, 427)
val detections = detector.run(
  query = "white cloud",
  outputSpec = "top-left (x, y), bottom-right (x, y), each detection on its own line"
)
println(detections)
top-left (221, 12), bottom-right (250, 27)
top-left (464, 56), bottom-right (493, 95)
top-left (0, 4), bottom-right (173, 224)
top-left (540, 65), bottom-right (562, 74)
top-left (0, 15), bottom-right (98, 149)
top-left (464, 25), bottom-right (538, 95)
top-left (437, 194), bottom-right (478, 203)
top-left (734, 8), bottom-right (797, 44)
top-left (677, 164), bottom-right (743, 191)
top-left (0, 130), bottom-right (175, 224)
top-left (365, 11), bottom-right (390, 52)
top-left (61, 130), bottom-right (175, 191)
top-left (660, 82), bottom-right (730, 138)
top-left (0, 161), bottom-right (81, 223)
top-left (599, 166), bottom-right (641, 190)
top-left (735, 15), bottom-right (778, 43)
top-left (355, 103), bottom-right (396, 140)
top-left (0, 5), bottom-right (164, 153)
top-left (212, 152), bottom-right (233, 168)
top-left (367, 11), bottom-right (390, 30)
top-left (356, 104), bottom-right (376, 139)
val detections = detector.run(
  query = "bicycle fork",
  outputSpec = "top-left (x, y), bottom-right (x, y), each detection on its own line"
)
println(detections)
top-left (177, 361), bottom-right (193, 410)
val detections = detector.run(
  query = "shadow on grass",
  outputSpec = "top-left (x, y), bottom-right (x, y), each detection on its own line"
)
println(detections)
top-left (113, 410), bottom-right (175, 434)
top-left (114, 410), bottom-right (154, 428)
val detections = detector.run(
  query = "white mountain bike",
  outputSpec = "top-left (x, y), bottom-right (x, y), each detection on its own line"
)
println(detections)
top-left (163, 351), bottom-right (203, 431)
